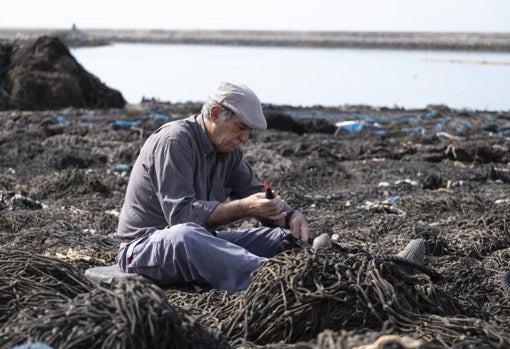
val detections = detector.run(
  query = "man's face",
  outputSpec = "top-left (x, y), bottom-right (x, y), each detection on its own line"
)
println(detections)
top-left (209, 109), bottom-right (252, 153)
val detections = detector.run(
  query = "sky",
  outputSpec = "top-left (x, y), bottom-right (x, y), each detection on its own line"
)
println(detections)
top-left (1, 0), bottom-right (510, 33)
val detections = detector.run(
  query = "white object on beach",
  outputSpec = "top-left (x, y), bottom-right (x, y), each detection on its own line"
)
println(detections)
top-left (312, 233), bottom-right (332, 249)
top-left (334, 120), bottom-right (364, 136)
top-left (85, 265), bottom-right (144, 285)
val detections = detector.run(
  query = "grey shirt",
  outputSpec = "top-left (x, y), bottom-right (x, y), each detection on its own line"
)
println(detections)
top-left (117, 114), bottom-right (264, 240)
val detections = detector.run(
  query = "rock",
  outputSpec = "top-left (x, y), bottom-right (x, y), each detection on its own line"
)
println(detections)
top-left (312, 233), bottom-right (332, 249)
top-left (266, 112), bottom-right (305, 134)
top-left (396, 239), bottom-right (426, 265)
top-left (0, 36), bottom-right (125, 110)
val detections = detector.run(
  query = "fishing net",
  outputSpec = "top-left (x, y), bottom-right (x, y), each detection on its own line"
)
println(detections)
top-left (0, 278), bottom-right (230, 349)
top-left (1, 105), bottom-right (510, 348)
top-left (169, 247), bottom-right (510, 348)
top-left (0, 212), bottom-right (119, 271)
top-left (0, 250), bottom-right (93, 326)
top-left (231, 329), bottom-right (437, 349)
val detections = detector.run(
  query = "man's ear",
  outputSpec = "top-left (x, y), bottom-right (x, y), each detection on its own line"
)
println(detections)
top-left (209, 105), bottom-right (222, 122)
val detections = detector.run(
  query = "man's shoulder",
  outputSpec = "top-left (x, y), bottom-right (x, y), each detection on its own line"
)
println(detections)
top-left (153, 115), bottom-right (199, 139)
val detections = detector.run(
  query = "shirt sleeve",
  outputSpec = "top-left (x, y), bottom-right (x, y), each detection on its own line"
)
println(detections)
top-left (227, 155), bottom-right (264, 199)
top-left (149, 138), bottom-right (220, 226)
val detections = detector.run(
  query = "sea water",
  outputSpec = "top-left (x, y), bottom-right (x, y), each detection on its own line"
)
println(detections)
top-left (72, 43), bottom-right (510, 111)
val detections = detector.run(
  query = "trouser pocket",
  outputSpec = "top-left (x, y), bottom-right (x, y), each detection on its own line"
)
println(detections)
top-left (124, 232), bottom-right (152, 266)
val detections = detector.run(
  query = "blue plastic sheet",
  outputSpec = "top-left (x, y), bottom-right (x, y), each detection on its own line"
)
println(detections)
top-left (110, 120), bottom-right (141, 127)
top-left (335, 120), bottom-right (364, 132)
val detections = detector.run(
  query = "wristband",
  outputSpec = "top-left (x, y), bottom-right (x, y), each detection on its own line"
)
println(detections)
top-left (284, 210), bottom-right (295, 229)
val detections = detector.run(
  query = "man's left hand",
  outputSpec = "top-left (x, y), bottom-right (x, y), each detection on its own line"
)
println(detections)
top-left (287, 211), bottom-right (309, 242)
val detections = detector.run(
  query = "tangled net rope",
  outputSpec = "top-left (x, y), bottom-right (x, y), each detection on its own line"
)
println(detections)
top-left (0, 279), bottom-right (230, 349)
top-left (502, 271), bottom-right (510, 295)
top-left (2, 247), bottom-right (509, 348)
top-left (0, 250), bottom-right (93, 326)
top-left (170, 248), bottom-right (510, 347)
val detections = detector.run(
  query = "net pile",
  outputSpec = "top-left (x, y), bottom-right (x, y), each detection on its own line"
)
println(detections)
top-left (1, 278), bottom-right (230, 349)
top-left (169, 248), bottom-right (510, 348)
top-left (1, 107), bottom-right (509, 348)
top-left (0, 250), bottom-right (93, 326)
top-left (0, 215), bottom-right (119, 271)
top-left (231, 329), bottom-right (437, 349)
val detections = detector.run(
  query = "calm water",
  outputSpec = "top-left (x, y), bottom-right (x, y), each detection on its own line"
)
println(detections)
top-left (72, 43), bottom-right (510, 110)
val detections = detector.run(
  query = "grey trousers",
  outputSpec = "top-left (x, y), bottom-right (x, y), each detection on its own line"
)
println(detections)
top-left (118, 223), bottom-right (287, 294)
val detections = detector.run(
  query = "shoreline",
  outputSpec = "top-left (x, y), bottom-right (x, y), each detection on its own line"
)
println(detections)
top-left (1, 28), bottom-right (510, 51)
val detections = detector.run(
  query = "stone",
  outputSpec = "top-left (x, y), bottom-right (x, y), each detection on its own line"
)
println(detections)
top-left (85, 264), bottom-right (144, 285)
top-left (312, 233), bottom-right (332, 249)
top-left (397, 239), bottom-right (426, 265)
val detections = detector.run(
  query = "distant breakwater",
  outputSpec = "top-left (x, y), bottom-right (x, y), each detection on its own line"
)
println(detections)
top-left (1, 28), bottom-right (510, 51)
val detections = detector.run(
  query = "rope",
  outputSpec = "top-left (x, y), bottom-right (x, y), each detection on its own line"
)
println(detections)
top-left (502, 270), bottom-right (510, 295)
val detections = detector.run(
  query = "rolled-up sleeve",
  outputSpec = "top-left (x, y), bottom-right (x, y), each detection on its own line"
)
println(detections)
top-left (150, 138), bottom-right (220, 226)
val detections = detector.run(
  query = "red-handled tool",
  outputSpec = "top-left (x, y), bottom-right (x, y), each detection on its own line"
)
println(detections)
top-left (264, 181), bottom-right (274, 199)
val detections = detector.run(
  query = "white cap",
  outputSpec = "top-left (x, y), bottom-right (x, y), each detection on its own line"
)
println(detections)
top-left (209, 81), bottom-right (267, 131)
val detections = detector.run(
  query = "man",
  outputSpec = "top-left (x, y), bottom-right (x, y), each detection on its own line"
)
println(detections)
top-left (117, 81), bottom-right (309, 294)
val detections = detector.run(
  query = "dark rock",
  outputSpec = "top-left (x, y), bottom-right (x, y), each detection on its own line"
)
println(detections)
top-left (422, 173), bottom-right (443, 190)
top-left (0, 42), bottom-right (13, 109)
top-left (265, 112), bottom-right (305, 134)
top-left (298, 117), bottom-right (336, 134)
top-left (265, 111), bottom-right (336, 134)
top-left (0, 36), bottom-right (125, 110)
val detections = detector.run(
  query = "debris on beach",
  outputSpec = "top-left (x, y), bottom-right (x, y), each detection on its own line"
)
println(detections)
top-left (0, 95), bottom-right (509, 347)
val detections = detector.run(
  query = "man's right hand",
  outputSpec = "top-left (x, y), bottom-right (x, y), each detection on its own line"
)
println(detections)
top-left (204, 192), bottom-right (285, 227)
top-left (240, 192), bottom-right (286, 221)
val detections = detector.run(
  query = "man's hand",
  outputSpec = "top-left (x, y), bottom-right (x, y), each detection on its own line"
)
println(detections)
top-left (287, 211), bottom-right (309, 242)
top-left (205, 192), bottom-right (285, 227)
top-left (241, 192), bottom-right (286, 221)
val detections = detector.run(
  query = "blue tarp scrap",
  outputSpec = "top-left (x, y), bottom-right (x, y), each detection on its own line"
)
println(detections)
top-left (482, 124), bottom-right (502, 134)
top-left (335, 120), bottom-right (364, 132)
top-left (402, 127), bottom-right (425, 134)
top-left (451, 119), bottom-right (473, 133)
top-left (372, 129), bottom-right (386, 135)
top-left (395, 114), bottom-right (421, 124)
top-left (434, 116), bottom-right (453, 130)
top-left (115, 164), bottom-right (130, 171)
top-left (149, 112), bottom-right (170, 121)
top-left (40, 115), bottom-right (66, 125)
top-left (335, 119), bottom-right (387, 135)
top-left (286, 110), bottom-right (341, 122)
top-left (424, 111), bottom-right (437, 119)
top-left (109, 120), bottom-right (141, 127)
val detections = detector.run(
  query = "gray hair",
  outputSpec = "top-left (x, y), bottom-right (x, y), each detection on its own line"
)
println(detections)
top-left (201, 99), bottom-right (234, 121)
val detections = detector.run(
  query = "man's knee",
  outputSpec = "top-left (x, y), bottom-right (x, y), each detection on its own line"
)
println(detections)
top-left (153, 223), bottom-right (210, 246)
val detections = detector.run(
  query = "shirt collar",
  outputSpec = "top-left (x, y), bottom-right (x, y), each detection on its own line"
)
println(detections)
top-left (196, 114), bottom-right (216, 158)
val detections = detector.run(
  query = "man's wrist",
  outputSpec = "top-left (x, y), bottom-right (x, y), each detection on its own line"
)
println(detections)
top-left (284, 209), bottom-right (295, 229)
